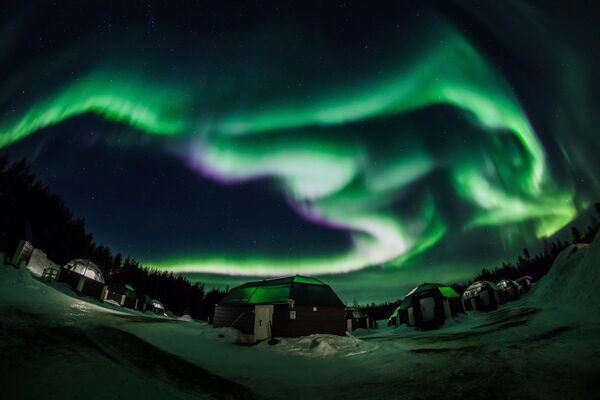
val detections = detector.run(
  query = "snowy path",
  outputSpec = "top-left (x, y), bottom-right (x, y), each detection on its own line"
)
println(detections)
top-left (0, 265), bottom-right (264, 400)
top-left (348, 303), bottom-right (600, 399)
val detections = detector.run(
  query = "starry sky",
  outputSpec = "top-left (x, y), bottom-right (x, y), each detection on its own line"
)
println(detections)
top-left (2, 1), bottom-right (599, 302)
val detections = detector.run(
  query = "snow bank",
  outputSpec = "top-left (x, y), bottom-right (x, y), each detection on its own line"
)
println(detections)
top-left (532, 243), bottom-right (589, 302)
top-left (532, 231), bottom-right (600, 311)
top-left (263, 333), bottom-right (378, 358)
top-left (178, 314), bottom-right (194, 322)
top-left (1, 259), bottom-right (44, 290)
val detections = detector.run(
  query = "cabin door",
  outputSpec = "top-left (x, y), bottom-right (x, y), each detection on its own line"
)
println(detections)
top-left (419, 297), bottom-right (436, 322)
top-left (480, 291), bottom-right (490, 307)
top-left (254, 305), bottom-right (274, 341)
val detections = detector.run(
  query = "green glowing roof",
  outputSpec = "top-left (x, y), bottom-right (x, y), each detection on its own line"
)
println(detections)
top-left (219, 275), bottom-right (343, 306)
top-left (438, 286), bottom-right (460, 298)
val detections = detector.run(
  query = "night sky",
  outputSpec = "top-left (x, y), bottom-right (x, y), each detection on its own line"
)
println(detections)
top-left (2, 1), bottom-right (599, 302)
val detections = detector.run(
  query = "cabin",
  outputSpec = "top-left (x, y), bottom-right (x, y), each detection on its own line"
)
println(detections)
top-left (497, 279), bottom-right (521, 301)
top-left (388, 283), bottom-right (464, 330)
top-left (103, 283), bottom-right (138, 309)
top-left (57, 259), bottom-right (106, 300)
top-left (515, 275), bottom-right (533, 293)
top-left (213, 275), bottom-right (346, 341)
top-left (137, 294), bottom-right (154, 312)
top-left (345, 307), bottom-right (377, 331)
top-left (152, 299), bottom-right (166, 316)
top-left (462, 281), bottom-right (504, 312)
top-left (10, 239), bottom-right (34, 267)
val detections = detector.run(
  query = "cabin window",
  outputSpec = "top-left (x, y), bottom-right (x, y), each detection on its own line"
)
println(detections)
top-left (313, 306), bottom-right (318, 311)
top-left (290, 310), bottom-right (296, 319)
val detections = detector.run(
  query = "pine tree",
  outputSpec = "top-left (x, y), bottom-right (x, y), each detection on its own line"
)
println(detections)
top-left (112, 253), bottom-right (123, 275)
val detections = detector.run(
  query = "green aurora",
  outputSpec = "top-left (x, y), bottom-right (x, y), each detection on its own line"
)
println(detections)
top-left (0, 3), bottom-right (592, 297)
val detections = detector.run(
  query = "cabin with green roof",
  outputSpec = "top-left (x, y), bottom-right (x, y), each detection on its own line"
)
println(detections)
top-left (346, 307), bottom-right (377, 331)
top-left (213, 275), bottom-right (346, 341)
top-left (388, 283), bottom-right (464, 329)
top-left (103, 282), bottom-right (139, 309)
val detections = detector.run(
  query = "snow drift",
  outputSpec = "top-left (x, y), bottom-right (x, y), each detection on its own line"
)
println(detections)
top-left (532, 231), bottom-right (600, 311)
top-left (261, 333), bottom-right (379, 358)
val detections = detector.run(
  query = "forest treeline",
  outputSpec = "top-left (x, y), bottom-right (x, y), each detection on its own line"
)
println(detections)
top-left (0, 157), bottom-right (226, 320)
top-left (360, 203), bottom-right (600, 321)
top-left (3, 156), bottom-right (600, 322)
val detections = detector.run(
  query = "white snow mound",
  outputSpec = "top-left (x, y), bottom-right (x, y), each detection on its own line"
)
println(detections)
top-left (1, 261), bottom-right (42, 290)
top-left (265, 334), bottom-right (378, 358)
top-left (532, 230), bottom-right (600, 311)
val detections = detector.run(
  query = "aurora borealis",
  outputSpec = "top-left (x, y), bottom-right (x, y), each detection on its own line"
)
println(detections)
top-left (2, 1), bottom-right (599, 301)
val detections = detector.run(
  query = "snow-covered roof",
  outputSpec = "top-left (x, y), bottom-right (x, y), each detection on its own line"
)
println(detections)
top-left (462, 281), bottom-right (500, 300)
top-left (152, 300), bottom-right (165, 309)
top-left (497, 279), bottom-right (519, 290)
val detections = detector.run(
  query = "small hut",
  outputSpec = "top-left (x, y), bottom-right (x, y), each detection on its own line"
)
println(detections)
top-left (388, 283), bottom-right (464, 330)
top-left (103, 283), bottom-right (138, 309)
top-left (213, 275), bottom-right (346, 341)
top-left (346, 307), bottom-right (377, 331)
top-left (462, 281), bottom-right (503, 312)
top-left (497, 279), bottom-right (521, 301)
top-left (57, 259), bottom-right (105, 300)
top-left (515, 275), bottom-right (533, 293)
top-left (152, 299), bottom-right (166, 316)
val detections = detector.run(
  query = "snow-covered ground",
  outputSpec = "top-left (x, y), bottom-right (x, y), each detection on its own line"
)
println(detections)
top-left (2, 237), bottom-right (600, 399)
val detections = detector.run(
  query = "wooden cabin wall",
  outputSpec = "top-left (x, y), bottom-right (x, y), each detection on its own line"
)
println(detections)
top-left (123, 296), bottom-right (137, 309)
top-left (80, 279), bottom-right (105, 300)
top-left (448, 298), bottom-right (465, 316)
top-left (399, 309), bottom-right (409, 325)
top-left (57, 268), bottom-right (80, 289)
top-left (272, 305), bottom-right (346, 337)
top-left (213, 304), bottom-right (254, 334)
top-left (57, 269), bottom-right (104, 300)
top-left (347, 317), bottom-right (369, 330)
top-left (105, 290), bottom-right (122, 304)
